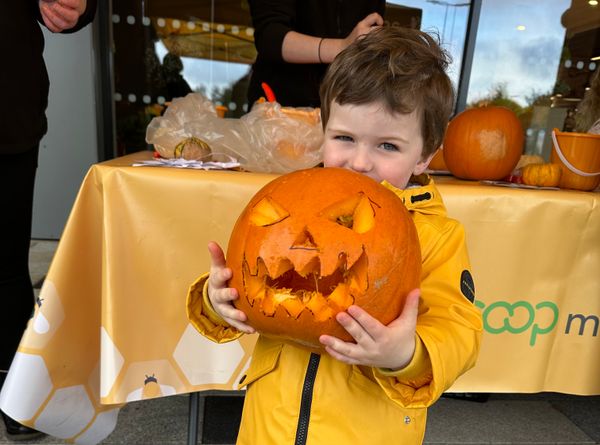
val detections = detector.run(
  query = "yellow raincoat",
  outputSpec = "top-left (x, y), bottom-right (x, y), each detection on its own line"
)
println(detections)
top-left (187, 175), bottom-right (482, 444)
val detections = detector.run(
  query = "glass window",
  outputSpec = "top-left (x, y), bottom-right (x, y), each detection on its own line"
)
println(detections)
top-left (111, 0), bottom-right (255, 154)
top-left (110, 0), bottom-right (473, 155)
top-left (466, 0), bottom-right (599, 158)
top-left (387, 0), bottom-right (471, 97)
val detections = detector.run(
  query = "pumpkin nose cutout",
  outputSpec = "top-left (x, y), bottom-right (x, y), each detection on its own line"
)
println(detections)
top-left (290, 227), bottom-right (318, 251)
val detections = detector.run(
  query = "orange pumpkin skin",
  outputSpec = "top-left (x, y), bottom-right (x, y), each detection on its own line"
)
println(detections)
top-left (443, 106), bottom-right (524, 180)
top-left (428, 147), bottom-right (447, 171)
top-left (227, 167), bottom-right (422, 350)
top-left (521, 163), bottom-right (561, 187)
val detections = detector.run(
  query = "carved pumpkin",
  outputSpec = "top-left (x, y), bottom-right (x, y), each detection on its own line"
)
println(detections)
top-left (443, 106), bottom-right (524, 180)
top-left (226, 168), bottom-right (422, 350)
top-left (521, 163), bottom-right (562, 187)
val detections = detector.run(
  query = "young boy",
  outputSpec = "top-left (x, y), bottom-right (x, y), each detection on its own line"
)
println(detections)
top-left (187, 26), bottom-right (482, 445)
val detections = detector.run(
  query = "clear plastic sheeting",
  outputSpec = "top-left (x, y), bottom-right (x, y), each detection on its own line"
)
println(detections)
top-left (146, 93), bottom-right (323, 173)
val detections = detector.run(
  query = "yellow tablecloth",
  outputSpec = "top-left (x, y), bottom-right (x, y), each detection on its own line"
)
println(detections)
top-left (1, 151), bottom-right (599, 442)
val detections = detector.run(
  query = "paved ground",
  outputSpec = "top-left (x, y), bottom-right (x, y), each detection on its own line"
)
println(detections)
top-left (0, 240), bottom-right (598, 444)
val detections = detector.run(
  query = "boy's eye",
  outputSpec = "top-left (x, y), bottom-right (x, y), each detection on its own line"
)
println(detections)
top-left (334, 135), bottom-right (354, 142)
top-left (381, 142), bottom-right (399, 152)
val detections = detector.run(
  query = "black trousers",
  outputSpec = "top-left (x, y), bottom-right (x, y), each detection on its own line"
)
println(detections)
top-left (0, 146), bottom-right (39, 373)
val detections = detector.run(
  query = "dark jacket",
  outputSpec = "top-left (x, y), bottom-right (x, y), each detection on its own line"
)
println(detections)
top-left (0, 0), bottom-right (97, 154)
top-left (247, 0), bottom-right (385, 108)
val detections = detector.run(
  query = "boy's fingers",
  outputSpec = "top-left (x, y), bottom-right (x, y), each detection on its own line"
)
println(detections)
top-left (346, 305), bottom-right (383, 338)
top-left (400, 289), bottom-right (420, 325)
top-left (228, 320), bottom-right (255, 334)
top-left (209, 267), bottom-right (232, 287)
top-left (207, 241), bottom-right (227, 267)
top-left (211, 287), bottom-right (237, 304)
top-left (220, 307), bottom-right (255, 334)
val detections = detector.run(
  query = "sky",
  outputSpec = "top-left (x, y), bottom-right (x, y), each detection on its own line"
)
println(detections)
top-left (155, 0), bottom-right (585, 108)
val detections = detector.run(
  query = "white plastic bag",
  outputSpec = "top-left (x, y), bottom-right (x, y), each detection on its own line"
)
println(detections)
top-left (146, 93), bottom-right (323, 173)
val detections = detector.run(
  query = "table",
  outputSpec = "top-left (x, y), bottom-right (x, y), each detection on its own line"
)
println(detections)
top-left (1, 151), bottom-right (599, 443)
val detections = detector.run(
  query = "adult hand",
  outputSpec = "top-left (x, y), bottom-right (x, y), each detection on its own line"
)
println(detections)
top-left (343, 12), bottom-right (384, 49)
top-left (319, 288), bottom-right (420, 369)
top-left (207, 241), bottom-right (255, 334)
top-left (39, 0), bottom-right (87, 33)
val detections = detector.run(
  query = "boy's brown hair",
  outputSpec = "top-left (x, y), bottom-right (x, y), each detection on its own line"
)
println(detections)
top-left (320, 26), bottom-right (454, 158)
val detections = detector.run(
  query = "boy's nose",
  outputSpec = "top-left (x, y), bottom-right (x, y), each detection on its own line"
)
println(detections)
top-left (349, 146), bottom-right (373, 173)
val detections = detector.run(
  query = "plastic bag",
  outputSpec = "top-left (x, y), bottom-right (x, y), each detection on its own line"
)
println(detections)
top-left (146, 93), bottom-right (323, 173)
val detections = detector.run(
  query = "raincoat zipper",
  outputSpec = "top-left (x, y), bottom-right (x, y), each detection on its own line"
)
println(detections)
top-left (294, 353), bottom-right (321, 445)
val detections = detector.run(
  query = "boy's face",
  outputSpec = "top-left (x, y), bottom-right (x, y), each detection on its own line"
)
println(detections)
top-left (322, 101), bottom-right (433, 189)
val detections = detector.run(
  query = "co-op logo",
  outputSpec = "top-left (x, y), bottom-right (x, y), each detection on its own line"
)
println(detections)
top-left (475, 299), bottom-right (600, 346)
top-left (475, 300), bottom-right (558, 346)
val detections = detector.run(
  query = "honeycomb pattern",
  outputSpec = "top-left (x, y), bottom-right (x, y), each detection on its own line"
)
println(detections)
top-left (0, 278), bottom-right (257, 442)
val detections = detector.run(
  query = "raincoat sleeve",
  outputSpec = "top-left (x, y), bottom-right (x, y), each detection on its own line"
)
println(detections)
top-left (186, 273), bottom-right (244, 343)
top-left (373, 217), bottom-right (483, 407)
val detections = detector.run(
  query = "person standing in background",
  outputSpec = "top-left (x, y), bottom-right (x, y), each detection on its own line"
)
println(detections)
top-left (162, 53), bottom-right (193, 102)
top-left (574, 68), bottom-right (600, 134)
top-left (0, 0), bottom-right (96, 439)
top-left (247, 0), bottom-right (385, 108)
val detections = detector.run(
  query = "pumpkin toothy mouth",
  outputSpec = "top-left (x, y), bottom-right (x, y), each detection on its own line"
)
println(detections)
top-left (242, 251), bottom-right (368, 321)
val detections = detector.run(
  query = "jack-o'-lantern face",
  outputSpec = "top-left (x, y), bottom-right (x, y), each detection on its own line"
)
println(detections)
top-left (227, 167), bottom-right (421, 350)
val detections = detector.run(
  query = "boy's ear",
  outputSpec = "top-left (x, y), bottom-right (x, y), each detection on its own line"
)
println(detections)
top-left (413, 151), bottom-right (436, 176)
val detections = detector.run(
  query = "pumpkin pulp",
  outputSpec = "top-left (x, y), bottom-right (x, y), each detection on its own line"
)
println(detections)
top-left (242, 250), bottom-right (368, 321)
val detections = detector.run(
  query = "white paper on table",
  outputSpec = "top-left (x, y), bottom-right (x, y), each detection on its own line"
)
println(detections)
top-left (132, 153), bottom-right (240, 170)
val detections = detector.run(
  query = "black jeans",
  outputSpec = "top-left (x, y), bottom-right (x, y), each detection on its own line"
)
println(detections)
top-left (0, 145), bottom-right (39, 373)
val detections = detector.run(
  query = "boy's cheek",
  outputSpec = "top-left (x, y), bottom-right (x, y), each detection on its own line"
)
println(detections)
top-left (321, 145), bottom-right (342, 168)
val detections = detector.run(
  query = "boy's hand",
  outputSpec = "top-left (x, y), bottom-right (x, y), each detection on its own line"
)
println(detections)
top-left (39, 0), bottom-right (87, 33)
top-left (319, 289), bottom-right (420, 370)
top-left (207, 241), bottom-right (255, 334)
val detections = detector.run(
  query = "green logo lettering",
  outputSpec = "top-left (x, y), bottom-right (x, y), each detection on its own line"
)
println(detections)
top-left (475, 299), bottom-right (559, 346)
top-left (530, 301), bottom-right (559, 346)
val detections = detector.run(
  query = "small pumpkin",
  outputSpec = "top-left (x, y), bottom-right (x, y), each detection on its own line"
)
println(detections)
top-left (172, 136), bottom-right (211, 159)
top-left (521, 163), bottom-right (562, 187)
top-left (226, 168), bottom-right (421, 350)
top-left (443, 106), bottom-right (524, 180)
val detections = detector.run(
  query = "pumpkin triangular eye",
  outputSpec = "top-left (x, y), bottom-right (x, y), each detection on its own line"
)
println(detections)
top-left (249, 196), bottom-right (289, 226)
top-left (353, 195), bottom-right (376, 233)
top-left (321, 193), bottom-right (376, 234)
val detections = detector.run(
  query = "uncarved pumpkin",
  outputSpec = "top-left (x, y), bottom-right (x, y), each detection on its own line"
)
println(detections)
top-left (443, 106), bottom-right (524, 180)
top-left (428, 147), bottom-right (447, 171)
top-left (226, 167), bottom-right (421, 350)
top-left (521, 163), bottom-right (561, 187)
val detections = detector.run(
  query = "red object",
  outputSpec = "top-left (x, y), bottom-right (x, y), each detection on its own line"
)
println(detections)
top-left (502, 174), bottom-right (523, 184)
top-left (261, 82), bottom-right (277, 102)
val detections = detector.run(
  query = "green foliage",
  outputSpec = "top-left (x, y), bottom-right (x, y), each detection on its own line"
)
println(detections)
top-left (467, 83), bottom-right (553, 131)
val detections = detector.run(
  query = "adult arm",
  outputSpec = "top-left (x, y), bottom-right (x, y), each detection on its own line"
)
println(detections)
top-left (282, 13), bottom-right (383, 64)
top-left (249, 0), bottom-right (383, 64)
